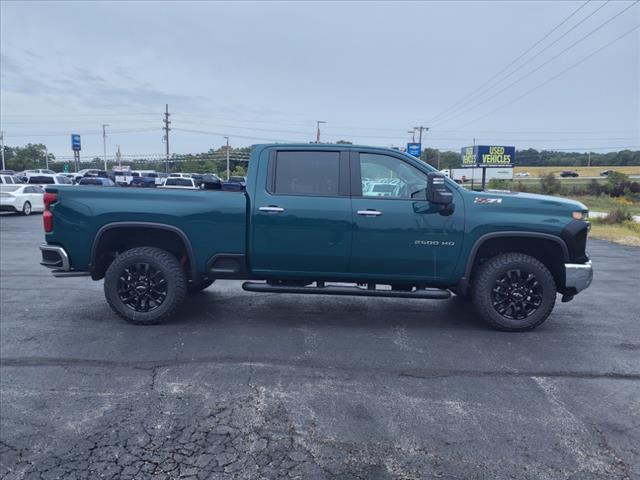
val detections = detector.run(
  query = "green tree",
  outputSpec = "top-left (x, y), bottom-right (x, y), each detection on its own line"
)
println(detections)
top-left (4, 143), bottom-right (53, 171)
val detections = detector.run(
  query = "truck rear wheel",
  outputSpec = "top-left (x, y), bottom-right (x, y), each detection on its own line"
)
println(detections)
top-left (104, 247), bottom-right (186, 325)
top-left (472, 253), bottom-right (556, 331)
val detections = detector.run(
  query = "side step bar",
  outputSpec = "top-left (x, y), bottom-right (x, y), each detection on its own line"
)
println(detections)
top-left (242, 282), bottom-right (451, 300)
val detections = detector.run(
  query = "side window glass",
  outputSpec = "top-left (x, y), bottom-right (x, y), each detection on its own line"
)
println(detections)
top-left (359, 153), bottom-right (427, 199)
top-left (274, 151), bottom-right (340, 196)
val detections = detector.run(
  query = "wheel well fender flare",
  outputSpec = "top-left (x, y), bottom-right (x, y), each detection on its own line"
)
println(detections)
top-left (458, 231), bottom-right (569, 293)
top-left (90, 221), bottom-right (198, 282)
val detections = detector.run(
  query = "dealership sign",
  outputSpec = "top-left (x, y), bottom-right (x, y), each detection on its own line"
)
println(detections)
top-left (71, 134), bottom-right (81, 151)
top-left (460, 145), bottom-right (515, 168)
top-left (407, 143), bottom-right (421, 157)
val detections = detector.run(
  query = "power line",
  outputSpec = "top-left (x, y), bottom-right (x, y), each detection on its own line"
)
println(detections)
top-left (163, 104), bottom-right (171, 173)
top-left (454, 23), bottom-right (640, 129)
top-left (434, 1), bottom-right (639, 127)
top-left (427, 0), bottom-right (592, 125)
top-left (4, 127), bottom-right (159, 137)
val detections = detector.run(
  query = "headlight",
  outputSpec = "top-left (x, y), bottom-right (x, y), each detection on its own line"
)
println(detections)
top-left (572, 211), bottom-right (588, 221)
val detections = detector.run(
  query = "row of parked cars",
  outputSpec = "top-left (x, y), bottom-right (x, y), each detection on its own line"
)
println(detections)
top-left (0, 168), bottom-right (247, 216)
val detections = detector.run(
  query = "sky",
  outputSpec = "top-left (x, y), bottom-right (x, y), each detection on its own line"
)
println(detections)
top-left (1, 0), bottom-right (639, 161)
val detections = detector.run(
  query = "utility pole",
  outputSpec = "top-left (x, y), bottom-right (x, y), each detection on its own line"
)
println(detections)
top-left (116, 145), bottom-right (122, 168)
top-left (414, 126), bottom-right (429, 146)
top-left (408, 130), bottom-right (416, 142)
top-left (163, 104), bottom-right (171, 173)
top-left (588, 151), bottom-right (591, 167)
top-left (316, 121), bottom-right (326, 143)
top-left (101, 124), bottom-right (109, 170)
top-left (1, 131), bottom-right (6, 171)
top-left (44, 146), bottom-right (49, 170)
top-left (224, 136), bottom-right (230, 180)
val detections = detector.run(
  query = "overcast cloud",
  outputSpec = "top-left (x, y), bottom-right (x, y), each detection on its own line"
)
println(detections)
top-left (1, 0), bottom-right (638, 159)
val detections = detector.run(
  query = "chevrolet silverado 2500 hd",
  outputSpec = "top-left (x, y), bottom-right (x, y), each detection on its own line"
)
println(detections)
top-left (39, 144), bottom-right (593, 331)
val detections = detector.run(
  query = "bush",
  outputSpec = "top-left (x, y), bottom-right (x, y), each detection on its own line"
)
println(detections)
top-left (630, 182), bottom-right (640, 194)
top-left (586, 179), bottom-right (603, 196)
top-left (512, 181), bottom-right (528, 192)
top-left (540, 173), bottom-right (561, 195)
top-left (607, 171), bottom-right (630, 197)
top-left (487, 179), bottom-right (509, 190)
top-left (602, 207), bottom-right (632, 224)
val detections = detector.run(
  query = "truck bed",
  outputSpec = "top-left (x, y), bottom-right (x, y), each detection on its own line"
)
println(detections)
top-left (44, 186), bottom-right (247, 273)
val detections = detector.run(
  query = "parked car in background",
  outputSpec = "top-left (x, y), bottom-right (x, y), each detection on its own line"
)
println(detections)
top-left (28, 175), bottom-right (73, 186)
top-left (560, 171), bottom-right (579, 178)
top-left (132, 171), bottom-right (163, 187)
top-left (514, 172), bottom-right (530, 177)
top-left (0, 170), bottom-right (16, 175)
top-left (600, 170), bottom-right (615, 176)
top-left (73, 169), bottom-right (105, 183)
top-left (78, 177), bottom-right (117, 187)
top-left (201, 174), bottom-right (223, 190)
top-left (0, 184), bottom-right (44, 215)
top-left (59, 173), bottom-right (77, 182)
top-left (168, 173), bottom-right (193, 178)
top-left (0, 174), bottom-right (24, 184)
top-left (161, 177), bottom-right (199, 189)
top-left (25, 169), bottom-right (56, 176)
top-left (130, 173), bottom-right (157, 188)
top-left (223, 175), bottom-right (247, 191)
top-left (191, 174), bottom-right (205, 188)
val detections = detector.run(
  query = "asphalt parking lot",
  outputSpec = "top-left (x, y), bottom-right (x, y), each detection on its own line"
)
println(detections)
top-left (0, 213), bottom-right (639, 480)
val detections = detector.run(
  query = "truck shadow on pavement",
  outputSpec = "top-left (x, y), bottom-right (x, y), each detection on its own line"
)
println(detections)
top-left (170, 289), bottom-right (491, 332)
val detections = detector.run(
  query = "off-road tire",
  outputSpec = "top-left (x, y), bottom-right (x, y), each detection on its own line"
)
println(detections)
top-left (22, 201), bottom-right (32, 216)
top-left (104, 247), bottom-right (186, 325)
top-left (187, 278), bottom-right (215, 293)
top-left (472, 253), bottom-right (556, 332)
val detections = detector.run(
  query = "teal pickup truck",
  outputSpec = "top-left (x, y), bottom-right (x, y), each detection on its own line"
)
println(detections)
top-left (40, 144), bottom-right (593, 331)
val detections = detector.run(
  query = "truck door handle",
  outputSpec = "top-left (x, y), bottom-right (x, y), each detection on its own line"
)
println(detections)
top-left (357, 209), bottom-right (382, 216)
top-left (259, 206), bottom-right (285, 213)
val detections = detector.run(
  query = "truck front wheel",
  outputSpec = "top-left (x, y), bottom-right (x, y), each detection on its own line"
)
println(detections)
top-left (472, 253), bottom-right (556, 331)
top-left (104, 247), bottom-right (187, 325)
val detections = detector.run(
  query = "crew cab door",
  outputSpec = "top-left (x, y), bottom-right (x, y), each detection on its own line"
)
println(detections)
top-left (251, 149), bottom-right (352, 276)
top-left (350, 151), bottom-right (464, 281)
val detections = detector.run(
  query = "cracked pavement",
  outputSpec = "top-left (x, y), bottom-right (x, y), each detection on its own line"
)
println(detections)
top-left (1, 214), bottom-right (639, 479)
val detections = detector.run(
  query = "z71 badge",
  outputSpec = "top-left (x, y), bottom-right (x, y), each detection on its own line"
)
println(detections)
top-left (474, 197), bottom-right (502, 204)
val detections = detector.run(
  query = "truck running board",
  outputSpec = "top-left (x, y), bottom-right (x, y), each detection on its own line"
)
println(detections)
top-left (241, 282), bottom-right (451, 300)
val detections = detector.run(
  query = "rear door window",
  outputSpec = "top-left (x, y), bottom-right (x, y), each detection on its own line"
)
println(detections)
top-left (271, 151), bottom-right (341, 196)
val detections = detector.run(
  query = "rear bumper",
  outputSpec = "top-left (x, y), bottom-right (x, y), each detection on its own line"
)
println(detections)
top-left (40, 244), bottom-right (90, 277)
top-left (565, 260), bottom-right (593, 294)
top-left (40, 244), bottom-right (70, 270)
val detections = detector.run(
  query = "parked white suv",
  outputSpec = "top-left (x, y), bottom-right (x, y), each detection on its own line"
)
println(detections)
top-left (0, 174), bottom-right (24, 185)
top-left (161, 177), bottom-right (199, 189)
top-left (27, 174), bottom-right (73, 186)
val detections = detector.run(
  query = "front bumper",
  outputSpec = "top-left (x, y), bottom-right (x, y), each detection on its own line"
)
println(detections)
top-left (565, 260), bottom-right (593, 294)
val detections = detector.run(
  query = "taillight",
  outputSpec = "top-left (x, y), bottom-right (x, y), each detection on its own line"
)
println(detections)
top-left (43, 192), bottom-right (58, 233)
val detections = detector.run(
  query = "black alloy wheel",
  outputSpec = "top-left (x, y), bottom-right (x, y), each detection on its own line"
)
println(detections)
top-left (490, 269), bottom-right (543, 320)
top-left (471, 253), bottom-right (556, 331)
top-left (117, 262), bottom-right (168, 313)
top-left (104, 246), bottom-right (186, 325)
